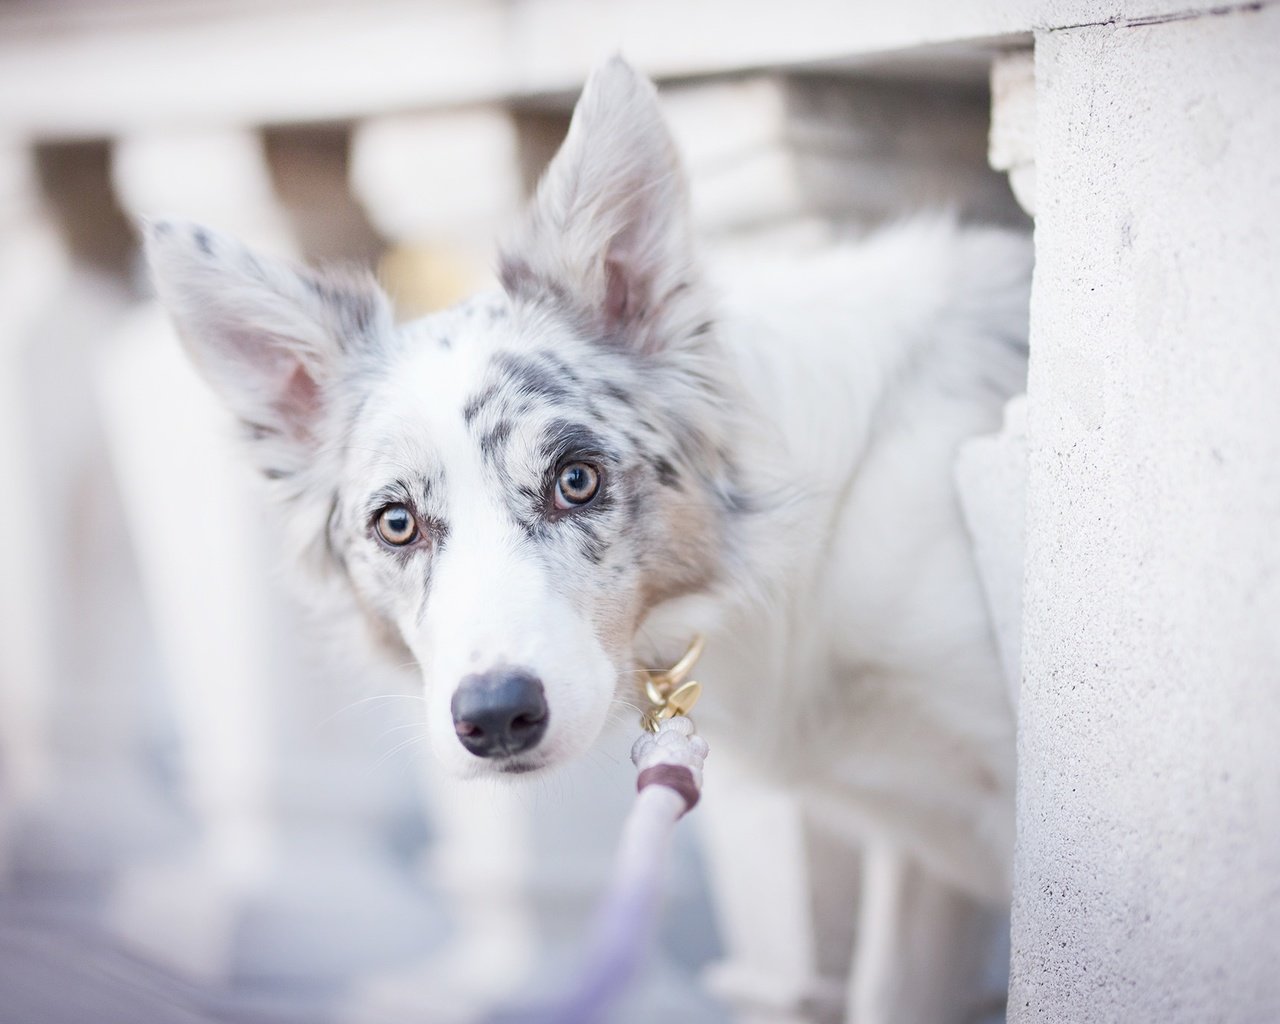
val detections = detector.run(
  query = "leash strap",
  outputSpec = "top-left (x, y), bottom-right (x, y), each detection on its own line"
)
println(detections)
top-left (489, 644), bottom-right (709, 1024)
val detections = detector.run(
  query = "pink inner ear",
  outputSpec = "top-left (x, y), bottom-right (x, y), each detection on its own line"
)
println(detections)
top-left (604, 257), bottom-right (631, 327)
top-left (276, 361), bottom-right (321, 442)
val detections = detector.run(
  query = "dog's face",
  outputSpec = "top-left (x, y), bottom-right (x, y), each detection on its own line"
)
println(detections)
top-left (146, 59), bottom-right (738, 778)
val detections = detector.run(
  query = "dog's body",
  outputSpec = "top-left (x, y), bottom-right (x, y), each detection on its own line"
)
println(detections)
top-left (147, 58), bottom-right (1028, 1024)
top-left (652, 222), bottom-right (1027, 900)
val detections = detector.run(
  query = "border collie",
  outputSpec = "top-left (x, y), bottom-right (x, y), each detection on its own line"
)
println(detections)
top-left (145, 56), bottom-right (1030, 1023)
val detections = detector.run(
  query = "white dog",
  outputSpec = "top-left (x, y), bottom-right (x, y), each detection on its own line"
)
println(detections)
top-left (146, 57), bottom-right (1029, 1024)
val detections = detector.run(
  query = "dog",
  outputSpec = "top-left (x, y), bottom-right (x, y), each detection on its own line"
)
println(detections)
top-left (145, 57), bottom-right (1030, 1024)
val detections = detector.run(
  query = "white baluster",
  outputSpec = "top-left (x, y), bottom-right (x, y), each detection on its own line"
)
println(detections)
top-left (988, 50), bottom-right (1036, 218)
top-left (697, 745), bottom-right (857, 1024)
top-left (0, 143), bottom-right (64, 886)
top-left (0, 140), bottom-right (176, 900)
top-left (350, 105), bottom-right (523, 314)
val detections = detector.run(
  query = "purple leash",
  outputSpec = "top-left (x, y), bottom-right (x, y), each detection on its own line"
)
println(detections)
top-left (488, 640), bottom-right (709, 1024)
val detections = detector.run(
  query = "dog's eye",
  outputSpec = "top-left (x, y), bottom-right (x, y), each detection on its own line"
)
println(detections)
top-left (555, 462), bottom-right (600, 508)
top-left (375, 504), bottom-right (419, 546)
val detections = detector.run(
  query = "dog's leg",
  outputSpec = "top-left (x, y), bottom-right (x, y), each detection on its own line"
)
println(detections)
top-left (847, 843), bottom-right (1007, 1024)
top-left (697, 746), bottom-right (861, 1024)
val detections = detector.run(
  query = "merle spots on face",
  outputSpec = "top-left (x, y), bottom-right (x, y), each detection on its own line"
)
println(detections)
top-left (366, 477), bottom-right (436, 521)
top-left (625, 484), bottom-right (644, 521)
top-left (480, 420), bottom-right (513, 458)
top-left (464, 383), bottom-right (499, 426)
top-left (539, 420), bottom-right (617, 469)
top-left (601, 380), bottom-right (634, 406)
top-left (438, 335), bottom-right (452, 350)
top-left (495, 352), bottom-right (572, 402)
top-left (466, 350), bottom-right (601, 469)
top-left (514, 486), bottom-right (545, 535)
top-left (324, 494), bottom-right (350, 578)
top-left (412, 555), bottom-right (441, 627)
top-left (575, 521), bottom-right (607, 564)
top-left (650, 455), bottom-right (681, 489)
top-left (533, 351), bottom-right (584, 389)
top-left (194, 228), bottom-right (213, 256)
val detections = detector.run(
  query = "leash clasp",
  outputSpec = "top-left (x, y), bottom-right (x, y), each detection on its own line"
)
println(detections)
top-left (640, 634), bottom-right (705, 731)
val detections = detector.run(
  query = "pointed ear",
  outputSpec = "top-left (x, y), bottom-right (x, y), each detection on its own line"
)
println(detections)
top-left (499, 56), bottom-right (707, 355)
top-left (143, 219), bottom-right (392, 476)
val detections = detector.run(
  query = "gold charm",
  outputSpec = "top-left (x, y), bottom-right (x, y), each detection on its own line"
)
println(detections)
top-left (640, 635), bottom-right (705, 731)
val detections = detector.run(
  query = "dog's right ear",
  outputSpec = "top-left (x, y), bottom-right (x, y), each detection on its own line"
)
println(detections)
top-left (143, 220), bottom-right (392, 477)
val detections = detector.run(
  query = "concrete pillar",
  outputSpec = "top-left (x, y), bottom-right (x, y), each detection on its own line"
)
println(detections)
top-left (1011, 6), bottom-right (1280, 1021)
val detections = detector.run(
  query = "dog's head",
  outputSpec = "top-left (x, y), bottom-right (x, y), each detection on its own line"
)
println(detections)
top-left (145, 58), bottom-right (740, 778)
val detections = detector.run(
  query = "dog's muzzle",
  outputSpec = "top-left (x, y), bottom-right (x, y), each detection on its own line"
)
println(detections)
top-left (450, 668), bottom-right (549, 758)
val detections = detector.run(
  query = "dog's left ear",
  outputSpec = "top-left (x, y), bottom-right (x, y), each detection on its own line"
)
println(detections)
top-left (500, 56), bottom-right (707, 355)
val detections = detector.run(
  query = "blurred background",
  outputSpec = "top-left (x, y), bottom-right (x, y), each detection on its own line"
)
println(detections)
top-left (0, 2), bottom-right (1030, 1022)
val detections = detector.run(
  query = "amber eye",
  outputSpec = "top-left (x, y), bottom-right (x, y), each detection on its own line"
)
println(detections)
top-left (554, 462), bottom-right (601, 508)
top-left (375, 504), bottom-right (419, 546)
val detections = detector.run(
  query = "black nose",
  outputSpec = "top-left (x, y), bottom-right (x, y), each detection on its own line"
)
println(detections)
top-left (451, 669), bottom-right (549, 758)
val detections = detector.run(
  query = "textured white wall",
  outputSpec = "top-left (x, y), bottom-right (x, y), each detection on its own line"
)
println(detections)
top-left (1012, 5), bottom-right (1280, 1021)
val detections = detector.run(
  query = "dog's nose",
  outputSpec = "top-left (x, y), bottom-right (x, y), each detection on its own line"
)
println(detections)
top-left (451, 669), bottom-right (549, 758)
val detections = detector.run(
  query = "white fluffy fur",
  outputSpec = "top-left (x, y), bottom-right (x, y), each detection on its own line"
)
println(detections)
top-left (661, 219), bottom-right (1028, 898)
